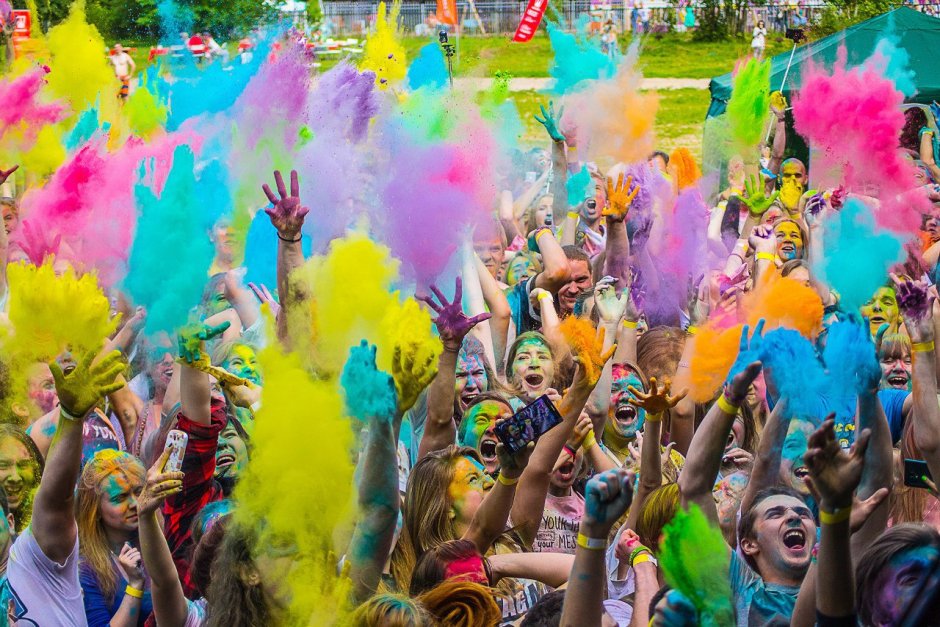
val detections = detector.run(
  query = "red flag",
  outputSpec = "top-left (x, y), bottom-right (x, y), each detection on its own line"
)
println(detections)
top-left (437, 0), bottom-right (457, 26)
top-left (512, 0), bottom-right (548, 43)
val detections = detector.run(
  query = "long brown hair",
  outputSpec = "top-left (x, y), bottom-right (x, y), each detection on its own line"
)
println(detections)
top-left (890, 420), bottom-right (928, 525)
top-left (205, 523), bottom-right (281, 627)
top-left (77, 450), bottom-right (145, 603)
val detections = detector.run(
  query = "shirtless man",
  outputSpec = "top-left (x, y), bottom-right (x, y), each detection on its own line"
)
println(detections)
top-left (110, 43), bottom-right (136, 101)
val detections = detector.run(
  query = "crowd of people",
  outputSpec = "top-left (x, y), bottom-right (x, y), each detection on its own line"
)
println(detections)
top-left (2, 1), bottom-right (940, 625)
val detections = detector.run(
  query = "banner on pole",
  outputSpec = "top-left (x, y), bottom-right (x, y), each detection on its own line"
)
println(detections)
top-left (437, 0), bottom-right (457, 26)
top-left (512, 0), bottom-right (547, 43)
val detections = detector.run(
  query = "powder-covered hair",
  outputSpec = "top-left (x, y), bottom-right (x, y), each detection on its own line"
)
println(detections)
top-left (417, 579), bottom-right (502, 627)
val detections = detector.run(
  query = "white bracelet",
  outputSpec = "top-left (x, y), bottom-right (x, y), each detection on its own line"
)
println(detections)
top-left (59, 406), bottom-right (84, 422)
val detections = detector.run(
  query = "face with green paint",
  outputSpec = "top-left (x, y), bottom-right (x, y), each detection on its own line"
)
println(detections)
top-left (779, 418), bottom-right (815, 494)
top-left (511, 337), bottom-right (554, 399)
top-left (607, 364), bottom-right (646, 440)
top-left (99, 470), bottom-right (143, 532)
top-left (870, 545), bottom-right (940, 625)
top-left (216, 419), bottom-right (249, 481)
top-left (455, 352), bottom-right (488, 413)
top-left (861, 287), bottom-right (900, 337)
top-left (222, 343), bottom-right (262, 386)
top-left (448, 456), bottom-right (494, 527)
top-left (458, 400), bottom-right (512, 475)
top-left (506, 254), bottom-right (535, 287)
top-left (0, 436), bottom-right (38, 511)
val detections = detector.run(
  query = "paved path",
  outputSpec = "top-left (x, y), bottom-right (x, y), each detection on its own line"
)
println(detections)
top-left (452, 76), bottom-right (709, 91)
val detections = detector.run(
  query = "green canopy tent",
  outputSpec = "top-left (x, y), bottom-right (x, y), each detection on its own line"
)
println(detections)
top-left (706, 7), bottom-right (940, 168)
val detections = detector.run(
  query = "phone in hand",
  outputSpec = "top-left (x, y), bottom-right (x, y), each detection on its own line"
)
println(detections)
top-left (164, 429), bottom-right (189, 473)
top-left (904, 458), bottom-right (934, 489)
top-left (493, 395), bottom-right (564, 455)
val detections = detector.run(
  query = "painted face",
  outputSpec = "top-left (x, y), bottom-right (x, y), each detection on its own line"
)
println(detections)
top-left (580, 184), bottom-right (606, 222)
top-left (924, 210), bottom-right (940, 243)
top-left (747, 494), bottom-right (815, 577)
top-left (780, 160), bottom-right (806, 210)
top-left (26, 362), bottom-right (58, 416)
top-left (458, 400), bottom-right (511, 475)
top-left (203, 277), bottom-right (228, 317)
top-left (607, 365), bottom-right (646, 440)
top-left (216, 420), bottom-right (249, 481)
top-left (455, 353), bottom-right (488, 412)
top-left (535, 195), bottom-right (553, 227)
top-left (147, 347), bottom-right (175, 391)
top-left (714, 471), bottom-right (749, 532)
top-left (861, 287), bottom-right (899, 337)
top-left (880, 349), bottom-right (913, 391)
top-left (448, 456), bottom-right (494, 526)
top-left (222, 344), bottom-right (262, 386)
top-left (506, 255), bottom-right (535, 287)
top-left (779, 419), bottom-right (814, 494)
top-left (511, 337), bottom-right (554, 399)
top-left (1, 202), bottom-right (18, 236)
top-left (774, 221), bottom-right (803, 261)
top-left (872, 545), bottom-right (940, 625)
top-left (0, 438), bottom-right (38, 511)
top-left (99, 470), bottom-right (143, 532)
top-left (557, 259), bottom-right (593, 315)
top-left (473, 236), bottom-right (505, 280)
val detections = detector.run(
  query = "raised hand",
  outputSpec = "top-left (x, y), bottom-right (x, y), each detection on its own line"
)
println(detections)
top-left (770, 91), bottom-right (788, 120)
top-left (891, 273), bottom-right (935, 330)
top-left (392, 342), bottom-right (438, 415)
top-left (627, 376), bottom-right (687, 416)
top-left (417, 277), bottom-right (492, 352)
top-left (593, 279), bottom-right (628, 325)
top-left (743, 174), bottom-right (778, 216)
top-left (262, 169), bottom-right (309, 240)
top-left (563, 322), bottom-right (617, 389)
top-left (340, 340), bottom-right (397, 421)
top-left (0, 164), bottom-right (18, 186)
top-left (178, 321), bottom-right (231, 364)
top-left (804, 418), bottom-right (871, 509)
top-left (581, 468), bottom-right (635, 538)
top-left (247, 282), bottom-right (281, 319)
top-left (724, 320), bottom-right (765, 403)
top-left (136, 449), bottom-right (184, 517)
top-left (117, 542), bottom-right (145, 588)
top-left (50, 349), bottom-right (126, 418)
top-left (494, 418), bottom-right (535, 480)
top-left (533, 100), bottom-right (566, 143)
top-left (603, 174), bottom-right (639, 222)
top-left (747, 223), bottom-right (776, 256)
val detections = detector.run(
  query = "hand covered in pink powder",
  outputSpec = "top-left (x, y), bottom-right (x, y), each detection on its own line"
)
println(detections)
top-left (890, 273), bottom-right (935, 340)
top-left (262, 169), bottom-right (309, 240)
top-left (248, 282), bottom-right (280, 319)
top-left (0, 164), bottom-right (18, 186)
top-left (417, 277), bottom-right (492, 352)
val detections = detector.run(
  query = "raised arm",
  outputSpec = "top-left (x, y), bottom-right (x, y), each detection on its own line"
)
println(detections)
top-left (532, 227), bottom-right (570, 293)
top-left (178, 321), bottom-right (230, 426)
top-left (533, 101), bottom-right (569, 225)
top-left (768, 92), bottom-right (788, 179)
top-left (34, 350), bottom-right (125, 563)
top-left (417, 279), bottom-right (491, 460)
top-left (560, 468), bottom-right (634, 627)
top-left (586, 281), bottom-right (628, 428)
top-left (903, 282), bottom-right (940, 481)
top-left (472, 252), bottom-right (511, 368)
top-left (262, 169), bottom-right (309, 345)
top-left (601, 174), bottom-right (638, 289)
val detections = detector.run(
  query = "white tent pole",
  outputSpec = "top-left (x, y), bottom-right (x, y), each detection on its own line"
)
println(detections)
top-left (765, 41), bottom-right (798, 144)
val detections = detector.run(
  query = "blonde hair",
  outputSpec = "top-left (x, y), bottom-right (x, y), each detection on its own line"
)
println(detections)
top-left (77, 450), bottom-right (146, 603)
top-left (350, 593), bottom-right (433, 626)
top-left (417, 580), bottom-right (501, 627)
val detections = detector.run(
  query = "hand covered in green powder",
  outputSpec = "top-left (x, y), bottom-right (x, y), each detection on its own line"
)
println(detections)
top-left (178, 321), bottom-right (231, 364)
top-left (534, 101), bottom-right (566, 143)
top-left (51, 350), bottom-right (126, 418)
top-left (743, 174), bottom-right (778, 216)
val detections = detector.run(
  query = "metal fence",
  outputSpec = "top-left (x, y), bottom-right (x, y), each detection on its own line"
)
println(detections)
top-left (318, 1), bottom-right (940, 36)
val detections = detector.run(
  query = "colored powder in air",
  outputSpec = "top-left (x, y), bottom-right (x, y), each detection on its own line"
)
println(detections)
top-left (685, 323), bottom-right (743, 403)
top-left (660, 504), bottom-right (734, 627)
top-left (5, 259), bottom-right (118, 362)
top-left (289, 234), bottom-right (440, 377)
top-left (563, 43), bottom-right (657, 164)
top-left (360, 0), bottom-right (407, 89)
top-left (340, 340), bottom-right (398, 421)
top-left (864, 21), bottom-right (915, 98)
top-left (18, 124), bottom-right (67, 177)
top-left (44, 2), bottom-right (114, 118)
top-left (125, 145), bottom-right (216, 334)
top-left (813, 198), bottom-right (904, 312)
top-left (546, 19), bottom-right (616, 95)
top-left (743, 273), bottom-right (823, 339)
top-left (566, 165), bottom-right (592, 206)
top-left (792, 46), bottom-right (928, 233)
top-left (558, 317), bottom-right (605, 384)
top-left (758, 328), bottom-right (826, 418)
top-left (233, 324), bottom-right (355, 624)
top-left (243, 209), bottom-right (312, 291)
top-left (725, 58), bottom-right (770, 153)
top-left (670, 147), bottom-right (701, 190)
top-left (476, 71), bottom-right (525, 150)
top-left (65, 107), bottom-right (101, 151)
top-left (822, 319), bottom-right (880, 400)
top-left (235, 47), bottom-right (310, 152)
top-left (125, 73), bottom-right (168, 139)
top-left (0, 69), bottom-right (68, 138)
top-left (407, 43), bottom-right (448, 91)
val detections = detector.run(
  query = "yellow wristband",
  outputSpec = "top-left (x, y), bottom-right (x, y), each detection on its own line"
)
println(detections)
top-left (645, 411), bottom-right (663, 423)
top-left (632, 554), bottom-right (654, 567)
top-left (577, 532), bottom-right (607, 550)
top-left (716, 393), bottom-right (738, 415)
top-left (622, 319), bottom-right (638, 329)
top-left (913, 340), bottom-right (935, 353)
top-left (583, 429), bottom-right (597, 451)
top-left (567, 211), bottom-right (580, 220)
top-left (497, 473), bottom-right (519, 486)
top-left (756, 252), bottom-right (776, 262)
top-left (819, 506), bottom-right (851, 525)
top-left (686, 325), bottom-right (697, 335)
top-left (535, 228), bottom-right (552, 243)
top-left (124, 585), bottom-right (144, 599)
top-left (537, 291), bottom-right (552, 302)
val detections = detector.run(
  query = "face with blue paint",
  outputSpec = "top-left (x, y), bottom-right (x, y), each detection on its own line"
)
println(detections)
top-left (222, 343), bottom-right (262, 386)
top-left (511, 336), bottom-right (555, 399)
top-left (779, 418), bottom-right (815, 494)
top-left (871, 545), bottom-right (940, 625)
top-left (458, 400), bottom-right (512, 475)
top-left (607, 364), bottom-right (646, 440)
top-left (216, 419), bottom-right (249, 481)
top-left (455, 352), bottom-right (488, 413)
top-left (774, 220), bottom-right (803, 261)
top-left (99, 470), bottom-right (143, 532)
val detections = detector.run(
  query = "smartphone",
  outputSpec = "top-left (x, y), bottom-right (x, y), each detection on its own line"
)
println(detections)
top-left (904, 458), bottom-right (934, 489)
top-left (164, 430), bottom-right (189, 473)
top-left (493, 395), bottom-right (564, 455)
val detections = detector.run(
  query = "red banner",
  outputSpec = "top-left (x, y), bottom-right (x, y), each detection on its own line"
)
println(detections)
top-left (437, 0), bottom-right (457, 26)
top-left (512, 0), bottom-right (547, 43)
